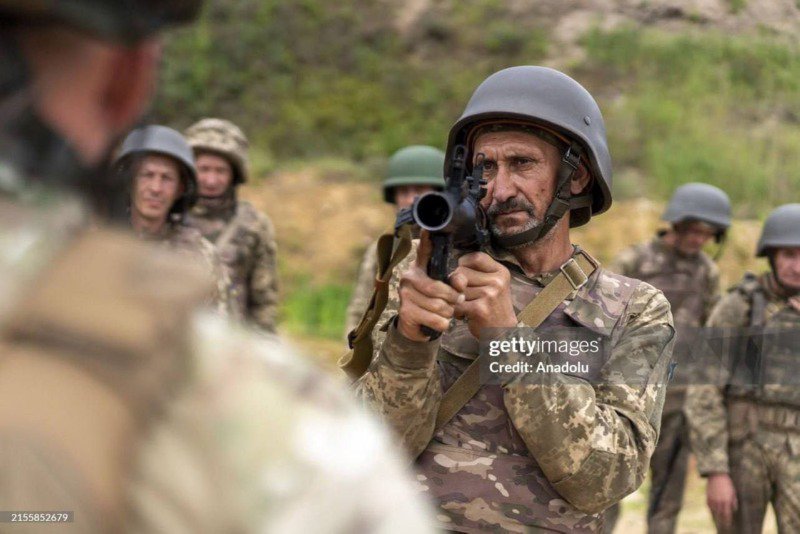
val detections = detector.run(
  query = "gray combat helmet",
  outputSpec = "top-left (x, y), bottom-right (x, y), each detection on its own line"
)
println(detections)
top-left (114, 125), bottom-right (198, 219)
top-left (662, 183), bottom-right (731, 238)
top-left (0, 0), bottom-right (202, 44)
top-left (383, 145), bottom-right (446, 204)
top-left (756, 204), bottom-right (800, 257)
top-left (447, 66), bottom-right (612, 249)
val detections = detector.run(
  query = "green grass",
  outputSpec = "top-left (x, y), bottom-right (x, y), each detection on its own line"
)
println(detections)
top-left (580, 27), bottom-right (800, 216)
top-left (281, 280), bottom-right (351, 339)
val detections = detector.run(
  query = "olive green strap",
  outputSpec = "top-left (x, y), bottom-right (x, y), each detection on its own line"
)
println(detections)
top-left (433, 251), bottom-right (599, 432)
top-left (339, 225), bottom-right (414, 381)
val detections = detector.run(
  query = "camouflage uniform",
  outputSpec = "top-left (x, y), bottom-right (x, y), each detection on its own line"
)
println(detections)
top-left (184, 119), bottom-right (279, 333)
top-left (345, 238), bottom-right (379, 335)
top-left (138, 222), bottom-right (234, 317)
top-left (356, 244), bottom-right (675, 533)
top-left (606, 236), bottom-right (720, 533)
top-left (186, 194), bottom-right (278, 331)
top-left (685, 272), bottom-right (800, 534)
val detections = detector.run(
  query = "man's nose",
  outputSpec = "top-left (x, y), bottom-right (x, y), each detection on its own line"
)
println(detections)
top-left (491, 165), bottom-right (516, 204)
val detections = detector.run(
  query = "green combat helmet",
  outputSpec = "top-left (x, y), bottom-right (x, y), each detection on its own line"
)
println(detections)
top-left (383, 145), bottom-right (446, 204)
top-left (756, 203), bottom-right (800, 257)
top-left (113, 125), bottom-right (198, 220)
top-left (0, 0), bottom-right (202, 44)
top-left (184, 118), bottom-right (249, 185)
top-left (662, 182), bottom-right (731, 241)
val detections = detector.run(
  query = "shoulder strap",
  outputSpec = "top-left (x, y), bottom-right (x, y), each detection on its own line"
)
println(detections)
top-left (338, 224), bottom-right (414, 380)
top-left (433, 251), bottom-right (599, 432)
top-left (215, 203), bottom-right (247, 250)
top-left (749, 285), bottom-right (767, 328)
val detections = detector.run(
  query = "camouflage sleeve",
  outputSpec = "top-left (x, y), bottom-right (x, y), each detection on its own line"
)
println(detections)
top-left (248, 214), bottom-right (279, 333)
top-left (344, 240), bottom-right (379, 337)
top-left (607, 245), bottom-right (640, 277)
top-left (685, 291), bottom-right (749, 475)
top-left (503, 284), bottom-right (675, 513)
top-left (353, 239), bottom-right (440, 457)
top-left (354, 322), bottom-right (442, 458)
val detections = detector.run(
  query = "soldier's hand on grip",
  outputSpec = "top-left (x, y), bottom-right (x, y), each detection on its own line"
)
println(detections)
top-left (397, 231), bottom-right (463, 342)
top-left (449, 252), bottom-right (517, 339)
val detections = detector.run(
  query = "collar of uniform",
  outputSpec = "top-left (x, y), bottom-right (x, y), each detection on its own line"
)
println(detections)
top-left (486, 242), bottom-right (582, 288)
top-left (487, 243), bottom-right (619, 334)
top-left (193, 189), bottom-right (237, 219)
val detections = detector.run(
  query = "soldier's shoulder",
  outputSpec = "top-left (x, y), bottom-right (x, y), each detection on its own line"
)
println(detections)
top-left (135, 312), bottom-right (434, 532)
top-left (608, 240), bottom-right (651, 275)
top-left (727, 271), bottom-right (760, 297)
top-left (237, 201), bottom-right (275, 236)
top-left (595, 267), bottom-right (669, 318)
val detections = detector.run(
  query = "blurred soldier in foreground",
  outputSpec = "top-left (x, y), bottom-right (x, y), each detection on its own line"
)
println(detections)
top-left (355, 66), bottom-right (675, 532)
top-left (686, 204), bottom-right (800, 533)
top-left (0, 2), bottom-right (434, 532)
top-left (605, 182), bottom-right (731, 533)
top-left (114, 125), bottom-right (232, 314)
top-left (184, 119), bottom-right (279, 332)
top-left (345, 145), bottom-right (445, 335)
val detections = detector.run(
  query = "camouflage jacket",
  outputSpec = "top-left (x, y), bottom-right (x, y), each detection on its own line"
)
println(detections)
top-left (685, 272), bottom-right (800, 475)
top-left (345, 238), bottom-right (378, 337)
top-left (356, 244), bottom-right (675, 533)
top-left (136, 222), bottom-right (234, 316)
top-left (186, 194), bottom-right (279, 333)
top-left (0, 149), bottom-right (434, 533)
top-left (610, 236), bottom-right (720, 387)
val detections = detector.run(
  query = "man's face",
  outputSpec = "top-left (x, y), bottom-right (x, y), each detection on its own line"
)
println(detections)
top-left (394, 184), bottom-right (436, 211)
top-left (196, 152), bottom-right (234, 197)
top-left (773, 247), bottom-right (800, 290)
top-left (131, 154), bottom-right (184, 223)
top-left (474, 130), bottom-right (561, 240)
top-left (673, 221), bottom-right (718, 256)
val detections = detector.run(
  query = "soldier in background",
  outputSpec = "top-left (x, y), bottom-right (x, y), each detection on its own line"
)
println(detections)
top-left (356, 66), bottom-right (675, 533)
top-left (686, 204), bottom-right (800, 534)
top-left (184, 119), bottom-right (279, 332)
top-left (345, 145), bottom-right (445, 336)
top-left (114, 124), bottom-right (232, 314)
top-left (605, 182), bottom-right (731, 533)
top-left (0, 1), bottom-right (435, 532)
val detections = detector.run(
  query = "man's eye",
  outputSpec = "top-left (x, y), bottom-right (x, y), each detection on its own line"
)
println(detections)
top-left (512, 157), bottom-right (533, 166)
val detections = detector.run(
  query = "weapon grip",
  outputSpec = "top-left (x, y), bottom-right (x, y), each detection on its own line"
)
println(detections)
top-left (421, 233), bottom-right (451, 340)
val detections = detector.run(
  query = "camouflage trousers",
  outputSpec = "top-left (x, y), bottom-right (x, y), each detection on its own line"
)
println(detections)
top-left (716, 432), bottom-right (800, 534)
top-left (603, 390), bottom-right (689, 534)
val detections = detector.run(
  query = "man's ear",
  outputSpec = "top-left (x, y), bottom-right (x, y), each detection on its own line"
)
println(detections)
top-left (100, 39), bottom-right (162, 134)
top-left (570, 164), bottom-right (591, 195)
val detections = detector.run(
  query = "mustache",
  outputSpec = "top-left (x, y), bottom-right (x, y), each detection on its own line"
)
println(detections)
top-left (487, 198), bottom-right (537, 218)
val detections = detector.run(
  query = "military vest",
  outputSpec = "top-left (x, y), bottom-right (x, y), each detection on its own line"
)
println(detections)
top-left (726, 273), bottom-right (800, 416)
top-left (625, 240), bottom-right (714, 386)
top-left (415, 262), bottom-right (639, 533)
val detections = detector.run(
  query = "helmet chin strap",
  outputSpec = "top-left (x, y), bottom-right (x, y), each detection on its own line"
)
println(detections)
top-left (492, 143), bottom-right (592, 250)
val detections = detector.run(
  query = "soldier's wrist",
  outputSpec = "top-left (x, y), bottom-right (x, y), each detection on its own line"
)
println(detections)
top-left (385, 316), bottom-right (439, 370)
